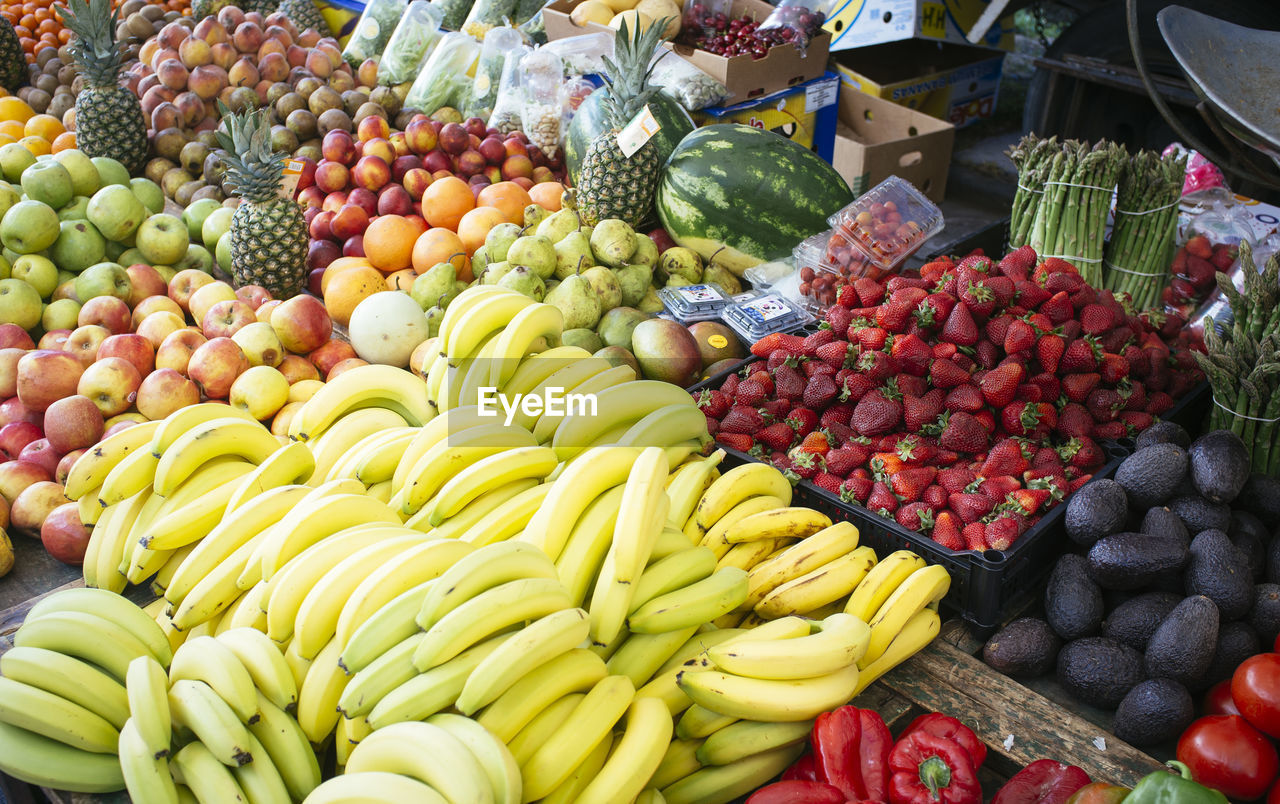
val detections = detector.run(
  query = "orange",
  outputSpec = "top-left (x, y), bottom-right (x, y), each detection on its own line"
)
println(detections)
top-left (362, 214), bottom-right (418, 273)
top-left (0, 98), bottom-right (31, 126)
top-left (0, 120), bottom-right (24, 139)
top-left (19, 136), bottom-right (49, 156)
top-left (529, 182), bottom-right (566, 212)
top-left (456, 206), bottom-right (507, 256)
top-left (50, 131), bottom-right (75, 152)
top-left (411, 228), bottom-right (469, 278)
top-left (421, 176), bottom-right (474, 231)
top-left (476, 181), bottom-right (533, 225)
top-left (23, 112), bottom-right (63, 140)
top-left (385, 268), bottom-right (417, 291)
top-left (0, 133), bottom-right (15, 146)
top-left (320, 256), bottom-right (375, 295)
top-left (324, 265), bottom-right (387, 328)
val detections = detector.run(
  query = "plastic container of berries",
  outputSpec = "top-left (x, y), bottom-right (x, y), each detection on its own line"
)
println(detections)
top-left (657, 284), bottom-right (734, 323)
top-left (720, 292), bottom-right (814, 343)
top-left (828, 176), bottom-right (945, 273)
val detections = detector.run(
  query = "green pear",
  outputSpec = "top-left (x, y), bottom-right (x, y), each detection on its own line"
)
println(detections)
top-left (411, 262), bottom-right (457, 310)
top-left (702, 262), bottom-right (743, 295)
top-left (424, 304), bottom-right (444, 337)
top-left (479, 260), bottom-right (512, 285)
top-left (484, 222), bottom-right (523, 263)
top-left (554, 231), bottom-right (594, 280)
top-left (497, 265), bottom-right (546, 301)
top-left (49, 219), bottom-right (106, 274)
top-left (630, 234), bottom-right (658, 269)
top-left (637, 286), bottom-right (664, 313)
top-left (562, 327), bottom-right (603, 353)
top-left (507, 235), bottom-right (556, 280)
top-left (544, 273), bottom-right (600, 330)
top-left (523, 203), bottom-right (551, 232)
top-left (454, 280), bottom-right (469, 295)
top-left (596, 306), bottom-right (651, 352)
top-left (660, 247), bottom-right (703, 284)
top-left (470, 246), bottom-right (490, 279)
top-left (590, 220), bottom-right (637, 268)
top-left (536, 208), bottom-right (581, 243)
top-left (615, 264), bottom-right (652, 308)
top-left (664, 275), bottom-right (695, 288)
top-left (581, 265), bottom-right (621, 312)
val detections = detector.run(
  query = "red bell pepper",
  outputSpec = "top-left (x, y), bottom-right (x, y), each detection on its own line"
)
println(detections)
top-left (746, 780), bottom-right (849, 804)
top-left (991, 759), bottom-right (1091, 804)
top-left (899, 713), bottom-right (987, 769)
top-left (782, 753), bottom-right (819, 783)
top-left (811, 706), bottom-right (893, 801)
top-left (1063, 782), bottom-right (1129, 804)
top-left (888, 731), bottom-right (982, 804)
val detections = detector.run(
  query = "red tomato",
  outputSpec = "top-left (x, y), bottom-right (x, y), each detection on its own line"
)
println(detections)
top-left (1204, 680), bottom-right (1242, 717)
top-left (1271, 778), bottom-right (1280, 804)
top-left (1274, 635), bottom-right (1280, 653)
top-left (1233, 654), bottom-right (1280, 738)
top-left (1177, 715), bottom-right (1280, 801)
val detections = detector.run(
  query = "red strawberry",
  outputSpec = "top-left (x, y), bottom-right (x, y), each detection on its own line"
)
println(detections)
top-left (1038, 291), bottom-right (1074, 324)
top-left (854, 277), bottom-right (886, 307)
top-left (1036, 335), bottom-right (1065, 374)
top-left (957, 254), bottom-right (993, 274)
top-left (841, 470), bottom-right (873, 504)
top-left (1100, 353), bottom-right (1129, 384)
top-left (856, 327), bottom-right (889, 351)
top-left (903, 389), bottom-right (944, 432)
top-left (704, 414), bottom-right (718, 436)
top-left (919, 483), bottom-right (946, 509)
top-left (733, 379), bottom-right (767, 407)
top-left (896, 375), bottom-right (929, 398)
top-left (932, 511), bottom-right (965, 550)
top-left (1079, 304), bottom-right (1115, 335)
top-left (1015, 280), bottom-right (1052, 308)
top-left (1145, 391), bottom-right (1174, 415)
top-left (960, 281), bottom-right (997, 319)
top-left (1185, 234), bottom-right (1212, 259)
top-left (933, 342), bottom-right (958, 360)
top-left (720, 373), bottom-right (740, 397)
top-left (1015, 383), bottom-right (1043, 403)
top-left (834, 285), bottom-right (859, 309)
top-left (1059, 436), bottom-right (1105, 469)
top-left (811, 472), bottom-right (843, 495)
top-left (788, 451), bottom-right (820, 479)
top-left (801, 329), bottom-right (834, 356)
top-left (963, 522), bottom-right (989, 551)
top-left (869, 452), bottom-right (906, 478)
top-left (765, 349), bottom-right (791, 372)
top-left (896, 502), bottom-right (935, 533)
top-left (823, 446), bottom-right (862, 477)
top-left (856, 350), bottom-right (894, 383)
top-left (751, 332), bottom-right (803, 358)
top-left (1061, 338), bottom-right (1101, 373)
top-left (937, 410), bottom-right (990, 454)
top-left (761, 399), bottom-right (791, 419)
top-left (940, 303), bottom-right (979, 346)
top-left (949, 492), bottom-right (994, 523)
top-left (840, 373), bottom-right (874, 404)
top-left (1210, 243), bottom-right (1237, 271)
top-left (975, 340), bottom-right (1001, 369)
top-left (716, 432), bottom-right (753, 452)
top-left (891, 467), bottom-right (937, 501)
top-left (814, 340), bottom-right (852, 369)
top-left (929, 359), bottom-right (971, 389)
top-left (1121, 380), bottom-right (1146, 412)
top-left (756, 421), bottom-right (796, 452)
top-left (866, 482), bottom-right (899, 514)
top-left (1056, 403), bottom-right (1094, 439)
top-left (891, 333), bottom-right (933, 376)
top-left (802, 374), bottom-right (839, 410)
top-left (986, 276), bottom-right (1016, 308)
top-left (1000, 401), bottom-right (1036, 437)
top-left (773, 363), bottom-right (806, 402)
top-left (802, 360), bottom-right (837, 379)
top-left (944, 384), bottom-right (985, 414)
top-left (998, 245), bottom-right (1037, 279)
top-left (1043, 269), bottom-right (1082, 294)
top-left (1007, 488), bottom-right (1052, 516)
top-left (984, 314), bottom-right (1013, 347)
top-left (1092, 420), bottom-right (1128, 441)
top-left (985, 515), bottom-right (1023, 551)
top-left (1086, 388), bottom-right (1123, 422)
top-left (816, 404), bottom-right (851, 431)
top-left (850, 383), bottom-right (903, 436)
top-left (979, 363), bottom-right (1024, 408)
top-left (938, 467), bottom-right (977, 493)
top-left (980, 439), bottom-right (1029, 477)
top-left (695, 389), bottom-right (729, 419)
top-left (973, 409), bottom-right (996, 433)
top-left (826, 303), bottom-right (854, 334)
top-left (1028, 373), bottom-right (1059, 401)
top-left (979, 474), bottom-right (1022, 502)
top-left (1061, 373), bottom-right (1101, 403)
top-left (720, 405), bottom-right (765, 434)
top-left (1032, 446), bottom-right (1063, 469)
top-left (875, 297), bottom-right (915, 333)
top-left (1003, 319), bottom-right (1036, 354)
top-left (797, 431), bottom-right (830, 457)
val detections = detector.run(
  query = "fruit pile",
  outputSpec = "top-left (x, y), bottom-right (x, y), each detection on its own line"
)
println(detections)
top-left (678, 5), bottom-right (824, 58)
top-left (1163, 233), bottom-right (1237, 316)
top-left (697, 247), bottom-right (1207, 552)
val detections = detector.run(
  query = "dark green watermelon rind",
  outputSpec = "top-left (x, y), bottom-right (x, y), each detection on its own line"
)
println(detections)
top-left (565, 91), bottom-right (696, 187)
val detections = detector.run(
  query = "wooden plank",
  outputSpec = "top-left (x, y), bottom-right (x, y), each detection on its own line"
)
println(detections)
top-left (0, 533), bottom-right (82, 611)
top-left (878, 636), bottom-right (1165, 786)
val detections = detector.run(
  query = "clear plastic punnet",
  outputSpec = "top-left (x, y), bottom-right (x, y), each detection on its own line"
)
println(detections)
top-left (722, 292), bottom-right (814, 341)
top-left (657, 283), bottom-right (733, 322)
top-left (826, 176), bottom-right (944, 271)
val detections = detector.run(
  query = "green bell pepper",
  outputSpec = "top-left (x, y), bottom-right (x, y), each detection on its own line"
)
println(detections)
top-left (1122, 762), bottom-right (1229, 804)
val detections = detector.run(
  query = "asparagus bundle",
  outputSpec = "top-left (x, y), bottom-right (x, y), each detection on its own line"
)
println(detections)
top-left (1195, 241), bottom-right (1280, 473)
top-left (1103, 150), bottom-right (1187, 311)
top-left (1028, 140), bottom-right (1127, 287)
top-left (1006, 134), bottom-right (1059, 249)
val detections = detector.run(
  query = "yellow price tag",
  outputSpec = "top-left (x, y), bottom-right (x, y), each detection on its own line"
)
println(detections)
top-left (708, 335), bottom-right (729, 349)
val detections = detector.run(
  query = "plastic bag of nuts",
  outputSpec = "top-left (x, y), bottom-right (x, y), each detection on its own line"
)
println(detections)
top-left (520, 49), bottom-right (568, 158)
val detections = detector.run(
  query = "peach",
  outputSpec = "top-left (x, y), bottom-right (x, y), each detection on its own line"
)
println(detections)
top-left (188, 64), bottom-right (228, 100)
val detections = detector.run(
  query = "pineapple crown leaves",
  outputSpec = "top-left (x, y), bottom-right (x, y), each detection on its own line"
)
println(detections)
top-left (598, 15), bottom-right (674, 129)
top-left (58, 0), bottom-right (124, 85)
top-left (215, 101), bottom-right (289, 203)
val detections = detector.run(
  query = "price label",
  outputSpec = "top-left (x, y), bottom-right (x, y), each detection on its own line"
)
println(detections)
top-left (804, 78), bottom-right (839, 114)
top-left (280, 159), bottom-right (305, 200)
top-left (616, 105), bottom-right (662, 159)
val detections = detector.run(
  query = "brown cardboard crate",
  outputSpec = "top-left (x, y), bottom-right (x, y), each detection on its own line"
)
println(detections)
top-left (831, 84), bottom-right (954, 202)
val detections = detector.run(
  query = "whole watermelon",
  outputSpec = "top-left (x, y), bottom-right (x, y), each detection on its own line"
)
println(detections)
top-left (565, 90), bottom-right (695, 187)
top-left (656, 124), bottom-right (854, 274)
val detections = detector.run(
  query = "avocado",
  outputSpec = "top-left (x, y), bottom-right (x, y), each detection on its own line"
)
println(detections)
top-left (1104, 588), bottom-right (1139, 610)
top-left (1250, 583), bottom-right (1280, 646)
top-left (1044, 554), bottom-right (1105, 640)
top-left (1057, 637), bottom-right (1145, 709)
top-left (1229, 511), bottom-right (1267, 581)
top-left (1065, 479), bottom-right (1129, 547)
top-left (1113, 678), bottom-right (1194, 747)
top-left (1269, 536), bottom-right (1280, 585)
top-left (1188, 430), bottom-right (1251, 503)
top-left (1185, 529), bottom-right (1253, 620)
top-left (982, 617), bottom-right (1061, 678)
top-left (1141, 507), bottom-right (1190, 547)
top-left (1145, 595), bottom-right (1219, 686)
top-left (1241, 474), bottom-right (1280, 524)
top-left (1134, 421), bottom-right (1191, 451)
top-left (1102, 591), bottom-right (1183, 652)
top-left (1115, 444), bottom-right (1189, 510)
top-left (1086, 532), bottom-right (1188, 591)
top-left (1202, 621), bottom-right (1261, 689)
top-left (1168, 494), bottom-right (1232, 535)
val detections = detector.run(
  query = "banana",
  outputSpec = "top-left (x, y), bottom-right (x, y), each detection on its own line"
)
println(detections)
top-left (169, 740), bottom-right (249, 803)
top-left (64, 419), bottom-right (163, 501)
top-left (551, 382), bottom-right (699, 460)
top-left (844, 549), bottom-right (930, 622)
top-left (0, 719), bottom-right (125, 793)
top-left (500, 346), bottom-right (593, 397)
top-left (425, 348), bottom-right (450, 410)
top-left (400, 422), bottom-right (539, 516)
top-left (28, 586), bottom-right (172, 666)
top-left (151, 541), bottom-right (199, 596)
top-left (677, 662), bottom-right (861, 722)
top-left (333, 713), bottom-right (367, 769)
top-left (861, 564), bottom-right (950, 667)
top-left (306, 408), bottom-right (411, 484)
top-left (444, 287), bottom-right (535, 361)
top-left (755, 546), bottom-right (878, 619)
top-left (675, 705), bottom-right (737, 739)
top-left (79, 491), bottom-right (104, 533)
top-left (665, 450), bottom-right (724, 530)
top-left (457, 607), bottom-right (590, 714)
top-left (125, 655), bottom-right (172, 759)
top-left (428, 713), bottom-right (522, 804)
top-left (248, 693), bottom-right (322, 802)
top-left (743, 522), bottom-right (863, 609)
top-left (352, 428), bottom-right (420, 485)
top-left (150, 403), bottom-right (257, 454)
top-left (148, 457), bottom-right (257, 522)
top-left (651, 526), bottom-right (697, 562)
top-left (630, 547), bottom-right (718, 616)
top-left (366, 479), bottom-right (393, 503)
top-left (508, 697), bottom-right (586, 767)
top-left (0, 675), bottom-right (119, 753)
top-left (417, 541), bottom-right (560, 631)
top-left (661, 744), bottom-right (805, 804)
top-left (126, 542), bottom-right (176, 587)
top-left (172, 534), bottom-right (267, 631)
top-left (695, 719), bottom-right (812, 766)
top-left (216, 628), bottom-right (298, 715)
top-left (530, 363), bottom-right (637, 444)
top-left (437, 285), bottom-right (521, 342)
top-left (339, 580), bottom-right (435, 676)
top-left (423, 446), bottom-right (559, 527)
top-left (288, 364), bottom-right (435, 440)
top-left (118, 718), bottom-right (179, 804)
top-left (414, 576), bottom-right (573, 670)
top-left (474, 649), bottom-right (608, 743)
top-left (139, 471), bottom-right (246, 551)
top-left (13, 609), bottom-right (153, 682)
top-left (169, 636), bottom-right (260, 724)
top-left (457, 481), bottom-right (551, 547)
top-left (414, 477), bottom-right (538, 537)
top-left (0, 647), bottom-right (129, 732)
top-left (302, 772), bottom-right (447, 804)
top-left (606, 627), bottom-right (698, 688)
top-left (257, 495), bottom-right (403, 582)
top-left (390, 405), bottom-right (496, 492)
top-left (695, 463), bottom-right (793, 531)
top-left (574, 696), bottom-right (672, 804)
top-left (487, 302), bottom-right (564, 389)
top-left (629, 568), bottom-right (749, 635)
top-left (152, 417), bottom-right (281, 496)
top-left (98, 444), bottom-right (160, 508)
top-left (635, 629), bottom-right (760, 716)
top-left (554, 484), bottom-right (626, 607)
top-left (367, 632), bottom-right (512, 729)
top-left (521, 675), bottom-right (636, 802)
top-left (616, 402), bottom-right (709, 453)
top-left (538, 733), bottom-right (611, 804)
top-left (453, 328), bottom-right (508, 410)
top-left (296, 637), bottom-right (350, 745)
top-left (725, 507), bottom-right (832, 544)
top-left (716, 539), bottom-right (785, 572)
top-left (225, 441), bottom-right (315, 512)
top-left (224, 578), bottom-right (269, 631)
top-left (650, 739), bottom-right (703, 790)
top-left (502, 356), bottom-right (614, 434)
top-left (336, 633), bottom-right (424, 719)
top-left (345, 722), bottom-right (492, 804)
top-left (232, 733), bottom-right (291, 804)
top-left (522, 445), bottom-right (640, 561)
top-left (711, 612), bottom-right (869, 680)
top-left (699, 496), bottom-right (791, 560)
top-left (283, 639), bottom-right (312, 695)
top-left (90, 489), bottom-right (150, 593)
top-left (168, 679), bottom-right (255, 766)
top-left (854, 608), bottom-right (942, 699)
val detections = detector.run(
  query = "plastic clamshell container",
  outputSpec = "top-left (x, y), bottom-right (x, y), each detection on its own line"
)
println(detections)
top-left (743, 259), bottom-right (796, 290)
top-left (657, 284), bottom-right (733, 322)
top-left (828, 176), bottom-right (944, 271)
top-left (721, 292), bottom-right (813, 342)
top-left (790, 230), bottom-right (855, 312)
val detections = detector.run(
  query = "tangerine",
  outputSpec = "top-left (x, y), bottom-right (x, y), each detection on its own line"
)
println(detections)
top-left (456, 206), bottom-right (507, 256)
top-left (324, 265), bottom-right (387, 328)
top-left (411, 228), bottom-right (470, 279)
top-left (362, 214), bottom-right (418, 273)
top-left (421, 175), bottom-right (474, 231)
top-left (476, 181), bottom-right (533, 225)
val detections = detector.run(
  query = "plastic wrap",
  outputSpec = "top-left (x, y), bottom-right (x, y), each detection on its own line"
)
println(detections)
top-left (432, 0), bottom-right (475, 30)
top-left (513, 0), bottom-right (548, 24)
top-left (520, 49), bottom-right (567, 157)
top-left (1164, 200), bottom-right (1256, 317)
top-left (404, 32), bottom-right (481, 115)
top-left (541, 32), bottom-right (613, 76)
top-left (378, 2), bottom-right (446, 85)
top-left (488, 44), bottom-right (531, 134)
top-left (649, 50), bottom-right (728, 110)
top-left (461, 0), bottom-right (519, 40)
top-left (340, 0), bottom-right (408, 67)
top-left (682, 0), bottom-right (733, 40)
top-left (1192, 232), bottom-right (1280, 336)
top-left (1163, 142), bottom-right (1228, 196)
top-left (464, 27), bottom-right (523, 119)
top-left (756, 0), bottom-right (825, 55)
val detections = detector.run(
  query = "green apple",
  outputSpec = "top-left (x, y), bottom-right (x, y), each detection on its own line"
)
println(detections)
top-left (1, 200), bottom-right (60, 254)
top-left (153, 264), bottom-right (176, 283)
top-left (136, 213), bottom-right (189, 265)
top-left (12, 254), bottom-right (57, 298)
top-left (58, 196), bottom-right (90, 221)
top-left (104, 240), bottom-right (126, 262)
top-left (52, 149), bottom-right (100, 197)
top-left (183, 198), bottom-right (221, 242)
top-left (87, 184), bottom-right (146, 243)
top-left (174, 244), bottom-right (214, 274)
top-left (50, 219), bottom-right (106, 274)
top-left (0, 254), bottom-right (10, 280)
top-left (117, 247), bottom-right (146, 267)
top-left (130, 178), bottom-right (165, 215)
top-left (90, 157), bottom-right (130, 188)
top-left (20, 160), bottom-right (73, 209)
top-left (75, 261), bottom-right (131, 302)
top-left (216, 231), bottom-right (231, 273)
top-left (56, 268), bottom-right (74, 285)
top-left (0, 184), bottom-right (19, 222)
top-left (201, 207), bottom-right (234, 251)
top-left (0, 277), bottom-right (41, 329)
top-left (0, 144), bottom-right (36, 184)
top-left (41, 297), bottom-right (80, 331)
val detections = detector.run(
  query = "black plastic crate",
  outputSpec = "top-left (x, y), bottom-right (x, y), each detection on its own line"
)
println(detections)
top-left (903, 218), bottom-right (1012, 272)
top-left (1104, 381), bottom-right (1211, 456)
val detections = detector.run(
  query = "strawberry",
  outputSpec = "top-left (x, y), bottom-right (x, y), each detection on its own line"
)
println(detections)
top-left (854, 277), bottom-right (885, 306)
top-left (734, 378), bottom-right (767, 407)
top-left (957, 253), bottom-right (994, 274)
top-left (857, 327), bottom-right (889, 351)
top-left (940, 303), bottom-right (979, 346)
top-left (797, 430), bottom-right (830, 457)
top-left (1036, 334), bottom-right (1065, 374)
top-left (896, 375), bottom-right (929, 398)
top-left (1015, 383), bottom-right (1043, 403)
top-left (949, 492), bottom-right (994, 523)
top-left (716, 432), bottom-right (753, 452)
top-left (929, 358), bottom-right (971, 389)
top-left (896, 502), bottom-right (935, 533)
top-left (1210, 243), bottom-right (1237, 271)
top-left (1145, 391), bottom-right (1174, 415)
top-left (823, 446), bottom-right (863, 477)
top-left (810, 472), bottom-right (843, 495)
top-left (1117, 410), bottom-right (1154, 432)
top-left (815, 340), bottom-right (853, 369)
top-left (1007, 488), bottom-right (1052, 516)
top-left (856, 350), bottom-right (894, 383)
top-left (841, 470), bottom-right (873, 504)
top-left (840, 373), bottom-right (875, 404)
top-left (1120, 380), bottom-right (1146, 411)
top-left (973, 409), bottom-right (996, 433)
top-left (1000, 401), bottom-right (1035, 437)
top-left (938, 467), bottom-right (977, 493)
top-left (1003, 319), bottom-right (1036, 354)
top-left (801, 329), bottom-right (834, 356)
top-left (869, 453), bottom-right (906, 478)
top-left (788, 450), bottom-right (820, 480)
top-left (695, 389), bottom-right (729, 419)
top-left (1056, 403), bottom-right (1094, 439)
top-left (984, 314), bottom-right (1013, 347)
top-left (1086, 388), bottom-right (1123, 422)
top-left (826, 422), bottom-right (856, 447)
top-left (1015, 279), bottom-right (1052, 309)
top-left (756, 421), bottom-right (795, 452)
top-left (1059, 436), bottom-right (1105, 469)
top-left (921, 483), bottom-right (947, 510)
top-left (1032, 446), bottom-right (1063, 469)
top-left (980, 439), bottom-right (1029, 477)
top-left (704, 414), bottom-right (718, 436)
top-left (761, 399), bottom-right (791, 419)
top-left (1060, 320), bottom-right (1082, 342)
top-left (960, 281), bottom-right (997, 319)
top-left (944, 384), bottom-right (985, 414)
top-left (802, 374), bottom-right (839, 409)
top-left (867, 482), bottom-right (899, 515)
top-left (802, 360), bottom-right (837, 379)
top-left (1060, 337), bottom-right (1101, 372)
top-left (1027, 373), bottom-right (1059, 402)
top-left (720, 373), bottom-right (740, 397)
top-left (979, 363), bottom-right (1024, 408)
top-left (773, 363), bottom-right (806, 402)
top-left (1061, 373), bottom-right (1101, 403)
top-left (903, 389), bottom-right (945, 432)
top-left (986, 276), bottom-right (1016, 308)
top-left (1043, 269), bottom-right (1082, 294)
top-left (985, 515), bottom-right (1022, 551)
top-left (1092, 420), bottom-right (1127, 441)
top-left (1099, 353), bottom-right (1129, 384)
top-left (932, 511), bottom-right (965, 550)
top-left (975, 340), bottom-right (1001, 369)
top-left (875, 297), bottom-right (915, 333)
top-left (825, 305), bottom-right (854, 336)
top-left (1079, 304), bottom-right (1115, 335)
top-left (891, 467), bottom-right (937, 501)
top-left (998, 245), bottom-right (1037, 279)
top-left (1184, 234), bottom-right (1212, 259)
top-left (720, 405), bottom-right (765, 434)
top-left (850, 383), bottom-right (903, 436)
top-left (920, 258), bottom-right (955, 282)
top-left (891, 333), bottom-right (933, 376)
top-left (933, 342), bottom-right (958, 360)
top-left (751, 332), bottom-right (803, 358)
top-left (979, 474), bottom-right (1022, 502)
top-left (938, 410), bottom-right (989, 454)
top-left (963, 522), bottom-right (989, 551)
top-left (1038, 291), bottom-right (1074, 324)
top-left (834, 285), bottom-right (859, 309)
top-left (816, 404), bottom-right (850, 431)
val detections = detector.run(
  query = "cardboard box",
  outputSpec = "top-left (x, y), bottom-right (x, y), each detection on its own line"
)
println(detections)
top-left (692, 73), bottom-right (841, 163)
top-left (830, 84), bottom-right (954, 202)
top-left (543, 0), bottom-right (829, 104)
top-left (821, 0), bottom-right (1015, 52)
top-left (832, 39), bottom-right (1004, 129)
top-left (316, 0), bottom-right (363, 46)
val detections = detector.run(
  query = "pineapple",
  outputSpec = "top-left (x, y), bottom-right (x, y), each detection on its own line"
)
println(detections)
top-left (279, 0), bottom-right (330, 34)
top-left (575, 18), bottom-right (670, 228)
top-left (216, 106), bottom-right (309, 298)
top-left (59, 0), bottom-right (147, 174)
top-left (0, 17), bottom-right (27, 92)
top-left (191, 0), bottom-right (234, 21)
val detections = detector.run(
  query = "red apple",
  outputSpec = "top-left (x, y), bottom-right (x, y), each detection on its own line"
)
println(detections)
top-left (297, 186), bottom-right (325, 208)
top-left (0, 398), bottom-right (40, 427)
top-left (155, 328), bottom-right (208, 374)
top-left (308, 339), bottom-right (356, 376)
top-left (41, 502), bottom-right (90, 564)
top-left (66, 324), bottom-right (110, 369)
top-left (478, 136), bottom-right (506, 165)
top-left (0, 460), bottom-right (50, 505)
top-left (402, 168), bottom-right (432, 201)
top-left (649, 228), bottom-right (677, 253)
top-left (136, 312), bottom-right (187, 352)
top-left (438, 122), bottom-right (469, 155)
top-left (169, 269), bottom-right (217, 313)
top-left (270, 295), bottom-right (332, 354)
top-left (37, 330), bottom-right (71, 352)
top-left (404, 119), bottom-right (438, 155)
top-left (0, 348), bottom-right (24, 398)
top-left (16, 350), bottom-right (84, 412)
top-left (362, 138), bottom-right (395, 166)
top-left (136, 367), bottom-right (201, 420)
top-left (97, 334), bottom-right (155, 379)
top-left (18, 439), bottom-right (61, 479)
top-left (376, 184), bottom-right (414, 216)
top-left (329, 203), bottom-right (370, 240)
top-left (351, 155), bottom-right (390, 192)
top-left (502, 136), bottom-right (529, 158)
top-left (0, 324), bottom-right (35, 350)
top-left (132, 295), bottom-right (185, 329)
top-left (464, 117), bottom-right (487, 138)
top-left (255, 299), bottom-right (282, 324)
top-left (77, 357), bottom-right (142, 417)
top-left (390, 154), bottom-right (422, 183)
top-left (187, 337), bottom-right (249, 399)
top-left (347, 188), bottom-right (377, 217)
top-left (314, 160), bottom-right (350, 194)
top-left (11, 480), bottom-right (68, 537)
top-left (422, 150), bottom-right (452, 174)
top-left (309, 209), bottom-right (335, 240)
top-left (356, 115), bottom-right (391, 143)
top-left (55, 448), bottom-right (84, 485)
top-left (307, 240), bottom-right (341, 272)
top-left (278, 354), bottom-right (320, 384)
top-left (235, 286), bottom-right (272, 311)
top-left (0, 421), bottom-right (42, 461)
top-left (342, 236), bottom-right (365, 258)
top-left (201, 299), bottom-right (256, 339)
top-left (321, 191), bottom-right (348, 213)
top-left (43, 395), bottom-right (104, 454)
top-left (389, 132), bottom-right (410, 158)
top-left (307, 269), bottom-right (325, 297)
top-left (501, 154), bottom-right (534, 181)
top-left (125, 264), bottom-right (169, 308)
top-left (322, 129), bottom-right (357, 165)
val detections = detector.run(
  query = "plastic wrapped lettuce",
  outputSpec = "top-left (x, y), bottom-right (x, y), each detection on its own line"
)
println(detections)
top-left (464, 27), bottom-right (523, 120)
top-left (541, 32), bottom-right (613, 76)
top-left (461, 0), bottom-right (519, 40)
top-left (341, 0), bottom-right (408, 67)
top-left (431, 0), bottom-right (474, 30)
top-left (404, 31), bottom-right (481, 115)
top-left (513, 0), bottom-right (548, 24)
top-left (378, 2), bottom-right (446, 85)
top-left (488, 44), bottom-right (531, 134)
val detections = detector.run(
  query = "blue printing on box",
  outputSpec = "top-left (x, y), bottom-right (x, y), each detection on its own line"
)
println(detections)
top-left (694, 72), bottom-right (840, 163)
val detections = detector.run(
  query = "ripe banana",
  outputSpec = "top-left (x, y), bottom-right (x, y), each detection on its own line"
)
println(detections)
top-left (168, 740), bottom-right (250, 802)
top-left (367, 632), bottom-right (511, 729)
top-left (695, 463), bottom-right (793, 531)
top-left (853, 608), bottom-right (941, 697)
top-left (283, 639), bottom-right (312, 695)
top-left (337, 633), bottom-right (424, 719)
top-left (288, 364), bottom-right (435, 440)
top-left (223, 583), bottom-right (270, 632)
top-left (225, 441), bottom-right (315, 512)
top-left (530, 363), bottom-right (639, 444)
top-left (629, 568), bottom-right (749, 634)
top-left (484, 302), bottom-right (565, 390)
top-left (676, 704), bottom-right (737, 739)
top-left (417, 541), bottom-right (560, 631)
top-left (510, 356), bottom-right (614, 434)
top-left (351, 428), bottom-right (419, 486)
top-left (716, 539), bottom-right (785, 572)
top-left (444, 287), bottom-right (535, 361)
top-left (844, 550), bottom-right (930, 622)
top-left (411, 477), bottom-right (537, 538)
top-left (423, 445), bottom-right (558, 526)
top-left (695, 719), bottom-right (812, 766)
top-left (414, 576), bottom-right (573, 670)
top-left (399, 422), bottom-right (539, 516)
top-left (296, 637), bottom-right (350, 745)
top-left (13, 609), bottom-right (153, 682)
top-left (725, 507), bottom-right (832, 544)
top-left (248, 693), bottom-right (322, 802)
top-left (576, 697), bottom-right (673, 804)
top-left (171, 534), bottom-right (266, 631)
top-left (510, 698), bottom-right (587, 768)
top-left (677, 662), bottom-right (862, 722)
top-left (301, 772), bottom-right (447, 804)
top-left (606, 627), bottom-right (699, 688)
top-left (457, 481), bottom-right (551, 546)
top-left (551, 382), bottom-right (700, 460)
top-left (615, 404), bottom-right (709, 453)
top-left (152, 417), bottom-right (280, 496)
top-left (168, 679), bottom-right (254, 766)
top-left (861, 564), bottom-right (951, 667)
top-left (651, 526), bottom-right (697, 561)
top-left (755, 546), bottom-right (878, 619)
top-left (744, 522), bottom-right (863, 609)
top-left (125, 655), bottom-right (172, 759)
top-left (554, 484), bottom-right (626, 607)
top-left (651, 738), bottom-right (703, 790)
top-left (89, 489), bottom-right (151, 593)
top-left (28, 586), bottom-right (172, 667)
top-left (0, 675), bottom-right (119, 753)
top-left (0, 647), bottom-right (129, 732)
top-left (699, 496), bottom-right (791, 560)
top-left (307, 408), bottom-right (412, 484)
top-left (345, 722), bottom-right (492, 804)
top-left (474, 648), bottom-right (608, 743)
top-left (232, 733), bottom-right (291, 804)
top-left (456, 607), bottom-right (590, 714)
top-left (118, 718), bottom-right (180, 804)
top-left (150, 403), bottom-right (256, 454)
top-left (256, 495), bottom-right (403, 582)
top-left (216, 628), bottom-right (298, 715)
top-left (140, 472), bottom-right (245, 551)
top-left (98, 444), bottom-right (160, 507)
top-left (521, 675), bottom-right (636, 801)
top-left (711, 612), bottom-right (869, 680)
top-left (666, 450), bottom-right (724, 529)
top-left (389, 405), bottom-right (496, 492)
top-left (500, 345), bottom-right (593, 397)
top-left (169, 636), bottom-right (260, 724)
top-left (339, 580), bottom-right (436, 676)
top-left (428, 713), bottom-right (522, 804)
top-left (64, 419), bottom-right (162, 501)
top-left (538, 733), bottom-right (611, 804)
top-left (661, 744), bottom-right (805, 804)
top-left (522, 445), bottom-right (640, 561)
